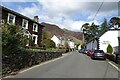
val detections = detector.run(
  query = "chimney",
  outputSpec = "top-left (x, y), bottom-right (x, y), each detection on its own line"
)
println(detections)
top-left (34, 16), bottom-right (39, 22)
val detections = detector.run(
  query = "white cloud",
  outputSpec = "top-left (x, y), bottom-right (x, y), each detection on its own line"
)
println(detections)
top-left (38, 0), bottom-right (118, 17)
top-left (17, 1), bottom-right (118, 32)
top-left (88, 11), bottom-right (115, 20)
top-left (18, 3), bottom-right (41, 18)
top-left (71, 20), bottom-right (99, 31)
top-left (38, 0), bottom-right (81, 15)
top-left (1, 0), bottom-right (37, 2)
top-left (59, 19), bottom-right (100, 31)
top-left (1, 0), bottom-right (119, 2)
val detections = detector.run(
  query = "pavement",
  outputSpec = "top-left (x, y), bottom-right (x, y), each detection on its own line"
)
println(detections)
top-left (3, 51), bottom-right (119, 78)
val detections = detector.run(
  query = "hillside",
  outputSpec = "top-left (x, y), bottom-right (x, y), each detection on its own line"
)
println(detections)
top-left (41, 22), bottom-right (83, 44)
top-left (63, 28), bottom-right (83, 41)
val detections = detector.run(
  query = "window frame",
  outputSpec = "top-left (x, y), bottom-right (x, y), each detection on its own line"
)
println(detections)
top-left (32, 34), bottom-right (38, 44)
top-left (7, 13), bottom-right (16, 24)
top-left (33, 23), bottom-right (38, 32)
top-left (22, 19), bottom-right (29, 29)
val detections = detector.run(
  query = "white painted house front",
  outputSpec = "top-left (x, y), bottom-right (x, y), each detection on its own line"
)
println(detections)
top-left (99, 30), bottom-right (119, 53)
top-left (68, 40), bottom-right (75, 49)
top-left (86, 29), bottom-right (120, 54)
top-left (86, 17), bottom-right (120, 54)
top-left (51, 35), bottom-right (61, 47)
top-left (78, 45), bottom-right (81, 50)
top-left (51, 35), bottom-right (75, 49)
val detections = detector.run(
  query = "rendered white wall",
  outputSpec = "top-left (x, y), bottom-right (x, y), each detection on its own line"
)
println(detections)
top-left (99, 31), bottom-right (118, 53)
top-left (118, 31), bottom-right (120, 37)
top-left (51, 35), bottom-right (61, 47)
top-left (68, 41), bottom-right (75, 49)
top-left (78, 45), bottom-right (81, 50)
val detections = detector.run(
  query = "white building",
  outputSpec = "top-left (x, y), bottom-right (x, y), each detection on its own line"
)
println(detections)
top-left (86, 38), bottom-right (98, 50)
top-left (68, 40), bottom-right (75, 49)
top-left (51, 35), bottom-right (61, 47)
top-left (99, 29), bottom-right (119, 53)
top-left (78, 45), bottom-right (81, 50)
top-left (86, 17), bottom-right (120, 54)
top-left (86, 25), bottom-right (120, 54)
top-left (51, 35), bottom-right (75, 49)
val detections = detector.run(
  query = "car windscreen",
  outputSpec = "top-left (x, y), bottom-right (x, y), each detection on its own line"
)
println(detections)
top-left (94, 50), bottom-right (104, 53)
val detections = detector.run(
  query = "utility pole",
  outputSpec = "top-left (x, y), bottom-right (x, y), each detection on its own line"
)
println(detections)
top-left (81, 26), bottom-right (86, 49)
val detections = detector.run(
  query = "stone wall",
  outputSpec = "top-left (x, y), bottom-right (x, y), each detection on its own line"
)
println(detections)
top-left (2, 50), bottom-right (63, 77)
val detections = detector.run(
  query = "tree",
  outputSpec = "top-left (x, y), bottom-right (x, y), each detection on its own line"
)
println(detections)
top-left (43, 30), bottom-right (49, 39)
top-left (42, 39), bottom-right (56, 49)
top-left (82, 23), bottom-right (90, 42)
top-left (90, 22), bottom-right (99, 36)
top-left (109, 17), bottom-right (120, 29)
top-left (2, 24), bottom-right (28, 55)
top-left (64, 41), bottom-right (70, 52)
top-left (107, 44), bottom-right (113, 54)
top-left (82, 23), bottom-right (90, 34)
top-left (110, 17), bottom-right (120, 25)
top-left (64, 41), bottom-right (70, 49)
top-left (101, 18), bottom-right (108, 31)
top-left (82, 22), bottom-right (99, 43)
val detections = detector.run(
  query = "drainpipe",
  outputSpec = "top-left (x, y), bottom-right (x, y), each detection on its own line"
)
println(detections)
top-left (116, 37), bottom-right (120, 64)
top-left (118, 37), bottom-right (120, 54)
top-left (97, 38), bottom-right (100, 50)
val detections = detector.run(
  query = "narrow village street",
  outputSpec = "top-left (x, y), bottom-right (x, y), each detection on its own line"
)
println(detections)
top-left (1, 1), bottom-right (120, 80)
top-left (4, 51), bottom-right (118, 78)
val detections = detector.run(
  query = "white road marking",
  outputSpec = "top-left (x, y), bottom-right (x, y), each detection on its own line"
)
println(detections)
top-left (3, 52), bottom-right (72, 79)
top-left (108, 61), bottom-right (120, 72)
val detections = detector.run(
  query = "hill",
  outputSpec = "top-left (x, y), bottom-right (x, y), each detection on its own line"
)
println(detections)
top-left (41, 22), bottom-right (83, 44)
top-left (63, 28), bottom-right (83, 41)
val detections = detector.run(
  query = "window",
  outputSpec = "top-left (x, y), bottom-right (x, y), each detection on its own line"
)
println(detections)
top-left (24, 31), bottom-right (31, 46)
top-left (32, 34), bottom-right (38, 44)
top-left (7, 13), bottom-right (16, 24)
top-left (33, 23), bottom-right (38, 32)
top-left (22, 19), bottom-right (28, 29)
top-left (33, 36), bottom-right (36, 44)
top-left (94, 50), bottom-right (104, 53)
top-left (26, 35), bottom-right (29, 46)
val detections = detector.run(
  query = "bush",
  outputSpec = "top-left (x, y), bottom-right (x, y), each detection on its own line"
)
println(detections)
top-left (42, 39), bottom-right (56, 49)
top-left (2, 24), bottom-right (28, 55)
top-left (107, 44), bottom-right (113, 54)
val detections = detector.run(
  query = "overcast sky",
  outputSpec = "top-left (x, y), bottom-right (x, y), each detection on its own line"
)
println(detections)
top-left (1, 0), bottom-right (119, 32)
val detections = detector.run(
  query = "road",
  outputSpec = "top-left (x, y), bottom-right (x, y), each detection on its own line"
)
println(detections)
top-left (4, 51), bottom-right (119, 78)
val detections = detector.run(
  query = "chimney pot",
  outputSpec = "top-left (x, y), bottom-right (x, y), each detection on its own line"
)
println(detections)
top-left (34, 16), bottom-right (39, 22)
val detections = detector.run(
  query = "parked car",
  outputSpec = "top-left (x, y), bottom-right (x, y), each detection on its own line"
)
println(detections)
top-left (84, 49), bottom-right (88, 54)
top-left (91, 50), bottom-right (106, 60)
top-left (78, 49), bottom-right (82, 53)
top-left (87, 50), bottom-right (94, 56)
top-left (116, 54), bottom-right (120, 64)
top-left (78, 49), bottom-right (88, 54)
